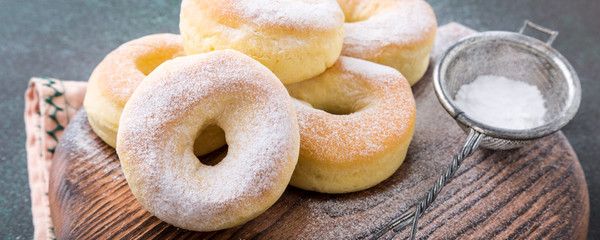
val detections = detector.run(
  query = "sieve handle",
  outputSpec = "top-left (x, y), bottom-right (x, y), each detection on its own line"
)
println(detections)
top-left (519, 20), bottom-right (559, 46)
top-left (370, 129), bottom-right (484, 240)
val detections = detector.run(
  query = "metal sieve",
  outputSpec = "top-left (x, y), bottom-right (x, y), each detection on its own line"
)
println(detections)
top-left (372, 21), bottom-right (581, 239)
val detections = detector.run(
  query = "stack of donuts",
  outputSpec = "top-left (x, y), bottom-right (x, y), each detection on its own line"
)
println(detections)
top-left (83, 0), bottom-right (436, 232)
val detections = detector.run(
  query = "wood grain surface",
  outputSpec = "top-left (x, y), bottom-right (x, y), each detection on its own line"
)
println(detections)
top-left (48, 23), bottom-right (589, 239)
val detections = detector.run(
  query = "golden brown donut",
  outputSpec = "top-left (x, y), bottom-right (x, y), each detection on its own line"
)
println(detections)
top-left (286, 56), bottom-right (416, 193)
top-left (117, 50), bottom-right (300, 231)
top-left (337, 0), bottom-right (437, 85)
top-left (83, 33), bottom-right (226, 156)
top-left (179, 0), bottom-right (345, 84)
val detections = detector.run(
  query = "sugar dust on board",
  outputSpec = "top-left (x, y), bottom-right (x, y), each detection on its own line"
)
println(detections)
top-left (454, 75), bottom-right (547, 130)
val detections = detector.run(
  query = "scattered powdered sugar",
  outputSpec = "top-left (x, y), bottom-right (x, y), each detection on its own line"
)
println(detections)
top-left (231, 0), bottom-right (343, 31)
top-left (454, 75), bottom-right (547, 130)
top-left (58, 109), bottom-right (107, 155)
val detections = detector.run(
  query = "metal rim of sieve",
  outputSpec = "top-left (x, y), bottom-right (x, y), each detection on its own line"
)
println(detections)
top-left (433, 28), bottom-right (581, 142)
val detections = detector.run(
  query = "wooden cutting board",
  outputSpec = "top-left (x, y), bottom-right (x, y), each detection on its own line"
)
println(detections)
top-left (48, 23), bottom-right (589, 239)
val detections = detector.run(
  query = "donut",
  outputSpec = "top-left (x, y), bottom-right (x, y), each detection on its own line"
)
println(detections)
top-left (116, 50), bottom-right (300, 231)
top-left (179, 0), bottom-right (345, 84)
top-left (83, 33), bottom-right (226, 156)
top-left (337, 0), bottom-right (437, 85)
top-left (286, 56), bottom-right (416, 193)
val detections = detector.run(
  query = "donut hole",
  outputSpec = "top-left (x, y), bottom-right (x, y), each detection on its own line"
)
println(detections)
top-left (288, 79), bottom-right (372, 115)
top-left (193, 124), bottom-right (227, 166)
top-left (135, 50), bottom-right (185, 76)
top-left (196, 144), bottom-right (228, 166)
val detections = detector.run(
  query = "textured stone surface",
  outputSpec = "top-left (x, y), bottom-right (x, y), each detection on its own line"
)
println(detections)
top-left (1, 0), bottom-right (598, 239)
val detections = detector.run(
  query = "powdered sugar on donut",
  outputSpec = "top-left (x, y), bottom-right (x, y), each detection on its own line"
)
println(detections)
top-left (116, 50), bottom-right (299, 231)
top-left (342, 0), bottom-right (437, 56)
top-left (230, 0), bottom-right (344, 31)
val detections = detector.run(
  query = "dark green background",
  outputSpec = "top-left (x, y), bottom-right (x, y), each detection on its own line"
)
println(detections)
top-left (1, 0), bottom-right (598, 239)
